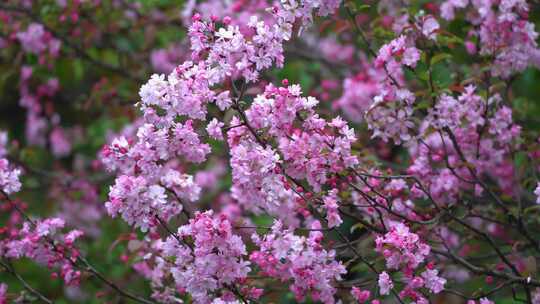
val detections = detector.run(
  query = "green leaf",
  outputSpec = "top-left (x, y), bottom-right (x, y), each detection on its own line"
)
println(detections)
top-left (73, 59), bottom-right (84, 82)
top-left (431, 53), bottom-right (452, 65)
top-left (350, 222), bottom-right (364, 234)
top-left (355, 3), bottom-right (371, 11)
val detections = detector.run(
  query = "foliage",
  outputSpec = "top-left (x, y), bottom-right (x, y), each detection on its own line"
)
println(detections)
top-left (1, 0), bottom-right (540, 303)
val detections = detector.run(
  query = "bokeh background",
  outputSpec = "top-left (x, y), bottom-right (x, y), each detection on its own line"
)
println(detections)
top-left (1, 0), bottom-right (540, 303)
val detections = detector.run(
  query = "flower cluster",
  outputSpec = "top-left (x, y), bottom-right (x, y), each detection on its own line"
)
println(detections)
top-left (365, 34), bottom-right (422, 144)
top-left (0, 283), bottom-right (7, 304)
top-left (151, 42), bottom-right (189, 73)
top-left (375, 35), bottom-right (421, 70)
top-left (17, 65), bottom-right (71, 155)
top-left (334, 61), bottom-right (387, 122)
top-left (375, 222), bottom-right (446, 301)
top-left (181, 0), bottom-right (272, 28)
top-left (0, 132), bottom-right (21, 195)
top-left (351, 286), bottom-right (371, 303)
top-left (0, 158), bottom-right (21, 196)
top-left (323, 188), bottom-right (342, 228)
top-left (409, 86), bottom-right (520, 203)
top-left (101, 121), bottom-right (204, 231)
top-left (245, 83), bottom-right (358, 191)
top-left (363, 15), bottom-right (440, 145)
top-left (102, 0), bottom-right (342, 232)
top-left (441, 0), bottom-right (539, 77)
top-left (3, 0), bottom-right (540, 302)
top-left (250, 220), bottom-right (346, 303)
top-left (535, 182), bottom-right (540, 204)
top-left (16, 23), bottom-right (61, 58)
top-left (106, 174), bottom-right (183, 232)
top-left (228, 82), bottom-right (357, 225)
top-left (1, 217), bottom-right (84, 285)
top-left (229, 132), bottom-right (301, 226)
top-left (160, 211), bottom-right (251, 303)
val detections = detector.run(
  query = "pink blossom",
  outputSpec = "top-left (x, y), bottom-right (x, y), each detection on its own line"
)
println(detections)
top-left (465, 41), bottom-right (477, 54)
top-left (0, 158), bottom-right (21, 195)
top-left (251, 220), bottom-right (346, 303)
top-left (150, 43), bottom-right (188, 73)
top-left (206, 118), bottom-right (224, 140)
top-left (479, 298), bottom-right (494, 304)
top-left (378, 271), bottom-right (393, 295)
top-left (375, 222), bottom-right (431, 270)
top-left (535, 182), bottom-right (540, 204)
top-left (419, 15), bottom-right (440, 40)
top-left (16, 23), bottom-right (61, 57)
top-left (244, 84), bottom-right (357, 191)
top-left (0, 132), bottom-right (6, 158)
top-left (421, 269), bottom-right (447, 294)
top-left (533, 289), bottom-right (540, 304)
top-left (351, 287), bottom-right (371, 302)
top-left (334, 61), bottom-right (387, 123)
top-left (402, 47), bottom-right (421, 67)
top-left (441, 0), bottom-right (539, 77)
top-left (440, 0), bottom-right (469, 20)
top-left (50, 127), bottom-right (72, 158)
top-left (16, 23), bottom-right (47, 54)
top-left (160, 211), bottom-right (250, 303)
top-left (0, 283), bottom-right (6, 304)
top-left (323, 189), bottom-right (342, 228)
top-left (2, 218), bottom-right (83, 285)
top-left (229, 131), bottom-right (299, 226)
top-left (375, 35), bottom-right (421, 68)
top-left (106, 174), bottom-right (186, 232)
top-left (366, 88), bottom-right (416, 144)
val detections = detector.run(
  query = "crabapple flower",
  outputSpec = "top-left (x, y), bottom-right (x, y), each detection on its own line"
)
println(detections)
top-left (250, 220), bottom-right (346, 303)
top-left (421, 269), bottom-right (447, 294)
top-left (374, 222), bottom-right (446, 299)
top-left (334, 69), bottom-right (384, 122)
top-left (160, 211), bottom-right (250, 303)
top-left (533, 289), bottom-right (540, 304)
top-left (0, 132), bottom-right (21, 195)
top-left (104, 0), bottom-right (345, 233)
top-left (16, 23), bottom-right (61, 57)
top-left (150, 43), bottom-right (188, 73)
top-left (0, 132), bottom-right (7, 158)
top-left (418, 15), bottom-right (440, 40)
top-left (1, 218), bottom-right (84, 285)
top-left (351, 287), bottom-right (371, 302)
top-left (245, 83), bottom-right (358, 191)
top-left (323, 189), bottom-right (342, 228)
top-left (378, 271), bottom-right (393, 295)
top-left (0, 283), bottom-right (6, 304)
top-left (366, 88), bottom-right (416, 144)
top-left (211, 299), bottom-right (241, 304)
top-left (440, 0), bottom-right (539, 77)
top-left (535, 182), bottom-right (540, 204)
top-left (160, 169), bottom-right (201, 202)
top-left (375, 222), bottom-right (431, 270)
top-left (229, 130), bottom-right (300, 226)
top-left (207, 118), bottom-right (225, 140)
top-left (50, 127), bottom-right (72, 158)
top-left (0, 159), bottom-right (21, 195)
top-left (375, 36), bottom-right (421, 68)
top-left (440, 0), bottom-right (468, 20)
top-left (479, 298), bottom-right (495, 304)
top-left (409, 86), bottom-right (521, 202)
top-left (105, 173), bottom-right (193, 232)
top-left (229, 83), bottom-right (357, 224)
top-left (100, 136), bottom-right (130, 172)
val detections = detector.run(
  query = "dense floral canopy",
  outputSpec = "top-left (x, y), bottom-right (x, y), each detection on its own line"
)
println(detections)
top-left (1, 0), bottom-right (540, 303)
